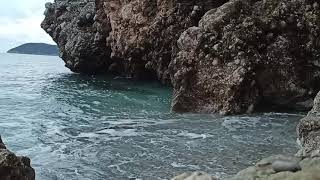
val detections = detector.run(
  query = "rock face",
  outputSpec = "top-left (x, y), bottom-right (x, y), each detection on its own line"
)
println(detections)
top-left (99, 0), bottom-right (227, 82)
top-left (297, 91), bottom-right (320, 154)
top-left (171, 0), bottom-right (320, 114)
top-left (42, 0), bottom-right (320, 114)
top-left (41, 0), bottom-right (113, 74)
top-left (42, 0), bottom-right (228, 80)
top-left (0, 136), bottom-right (35, 180)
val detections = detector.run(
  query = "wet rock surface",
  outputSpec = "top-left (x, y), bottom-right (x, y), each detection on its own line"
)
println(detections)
top-left (0, 136), bottom-right (35, 180)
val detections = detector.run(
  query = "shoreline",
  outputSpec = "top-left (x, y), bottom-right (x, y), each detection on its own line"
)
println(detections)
top-left (173, 92), bottom-right (320, 179)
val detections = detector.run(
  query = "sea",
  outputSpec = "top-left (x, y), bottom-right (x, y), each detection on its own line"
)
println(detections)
top-left (0, 53), bottom-right (303, 180)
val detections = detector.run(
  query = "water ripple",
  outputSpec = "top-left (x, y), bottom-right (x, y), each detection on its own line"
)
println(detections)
top-left (0, 54), bottom-right (302, 180)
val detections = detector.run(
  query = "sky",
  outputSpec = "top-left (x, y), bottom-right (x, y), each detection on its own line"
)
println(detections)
top-left (0, 0), bottom-right (55, 52)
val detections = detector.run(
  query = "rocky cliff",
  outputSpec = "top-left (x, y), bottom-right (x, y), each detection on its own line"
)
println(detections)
top-left (171, 0), bottom-right (320, 114)
top-left (0, 136), bottom-right (35, 180)
top-left (42, 0), bottom-right (320, 114)
top-left (41, 0), bottom-right (112, 74)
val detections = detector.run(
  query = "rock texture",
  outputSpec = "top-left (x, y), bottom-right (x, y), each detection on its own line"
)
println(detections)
top-left (42, 0), bottom-right (320, 114)
top-left (297, 91), bottom-right (320, 154)
top-left (41, 0), bottom-right (114, 74)
top-left (42, 0), bottom-right (228, 80)
top-left (0, 136), bottom-right (35, 180)
top-left (100, 0), bottom-right (227, 83)
top-left (171, 0), bottom-right (320, 114)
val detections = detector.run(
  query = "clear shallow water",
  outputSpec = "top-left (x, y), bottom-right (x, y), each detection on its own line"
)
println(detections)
top-left (0, 53), bottom-right (303, 180)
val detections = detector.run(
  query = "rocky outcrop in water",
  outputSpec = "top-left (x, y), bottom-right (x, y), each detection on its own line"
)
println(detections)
top-left (42, 0), bottom-right (320, 114)
top-left (171, 0), bottom-right (320, 114)
top-left (42, 0), bottom-right (228, 80)
top-left (0, 136), bottom-right (35, 180)
top-left (41, 0), bottom-right (113, 74)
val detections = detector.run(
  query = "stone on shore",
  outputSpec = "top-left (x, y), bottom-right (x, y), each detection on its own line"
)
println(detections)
top-left (226, 155), bottom-right (320, 180)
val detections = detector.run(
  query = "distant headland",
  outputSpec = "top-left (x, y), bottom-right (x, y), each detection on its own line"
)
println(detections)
top-left (7, 43), bottom-right (59, 56)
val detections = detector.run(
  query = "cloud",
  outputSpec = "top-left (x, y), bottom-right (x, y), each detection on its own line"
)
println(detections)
top-left (0, 0), bottom-right (55, 52)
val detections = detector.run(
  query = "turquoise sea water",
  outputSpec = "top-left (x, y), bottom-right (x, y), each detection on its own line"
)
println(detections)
top-left (0, 53), bottom-right (303, 179)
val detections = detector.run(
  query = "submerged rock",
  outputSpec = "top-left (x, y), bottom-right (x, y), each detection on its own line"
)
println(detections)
top-left (0, 136), bottom-right (35, 180)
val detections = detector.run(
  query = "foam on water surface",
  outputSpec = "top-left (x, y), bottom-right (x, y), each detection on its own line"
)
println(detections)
top-left (0, 53), bottom-right (302, 180)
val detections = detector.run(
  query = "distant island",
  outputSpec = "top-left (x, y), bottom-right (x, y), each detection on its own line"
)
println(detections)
top-left (7, 43), bottom-right (59, 56)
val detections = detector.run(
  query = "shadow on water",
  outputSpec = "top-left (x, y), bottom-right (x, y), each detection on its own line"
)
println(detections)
top-left (40, 73), bottom-right (173, 120)
top-left (47, 73), bottom-right (170, 95)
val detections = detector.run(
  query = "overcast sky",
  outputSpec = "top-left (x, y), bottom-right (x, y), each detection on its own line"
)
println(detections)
top-left (0, 0), bottom-right (55, 52)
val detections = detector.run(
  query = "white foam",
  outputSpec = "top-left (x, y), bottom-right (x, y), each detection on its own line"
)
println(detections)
top-left (222, 116), bottom-right (261, 132)
top-left (171, 162), bottom-right (201, 169)
top-left (177, 132), bottom-right (212, 139)
top-left (97, 129), bottom-right (140, 137)
top-left (92, 101), bottom-right (101, 105)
